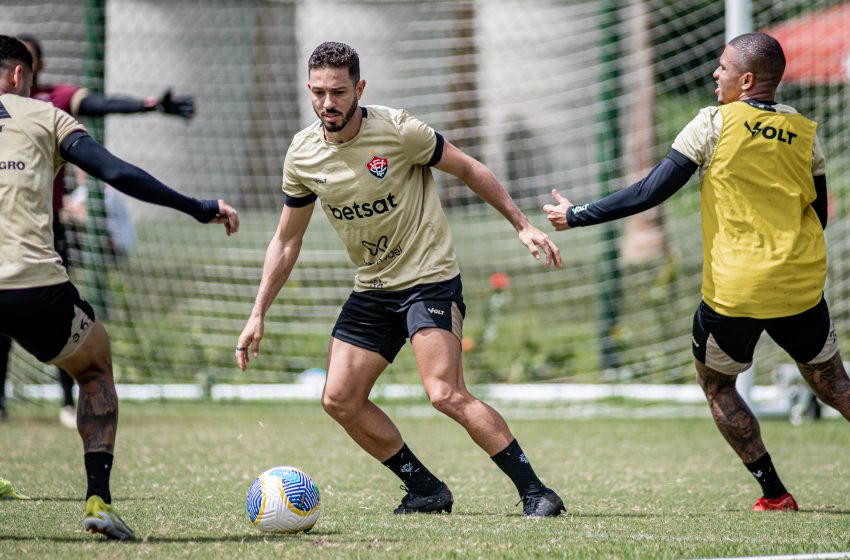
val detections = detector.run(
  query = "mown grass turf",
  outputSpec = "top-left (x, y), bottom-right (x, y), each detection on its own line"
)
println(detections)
top-left (1, 400), bottom-right (849, 559)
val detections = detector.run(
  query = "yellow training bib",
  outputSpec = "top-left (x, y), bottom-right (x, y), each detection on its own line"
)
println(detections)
top-left (700, 102), bottom-right (824, 318)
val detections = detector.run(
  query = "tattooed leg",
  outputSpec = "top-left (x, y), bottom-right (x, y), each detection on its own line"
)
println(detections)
top-left (56, 319), bottom-right (118, 454)
top-left (797, 351), bottom-right (850, 421)
top-left (695, 359), bottom-right (766, 463)
top-left (75, 371), bottom-right (118, 454)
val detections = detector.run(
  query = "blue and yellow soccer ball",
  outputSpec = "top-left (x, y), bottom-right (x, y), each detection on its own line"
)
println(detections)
top-left (246, 466), bottom-right (321, 533)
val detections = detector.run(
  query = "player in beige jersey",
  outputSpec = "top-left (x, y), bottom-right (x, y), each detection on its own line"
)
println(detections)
top-left (544, 33), bottom-right (850, 511)
top-left (236, 42), bottom-right (565, 517)
top-left (0, 36), bottom-right (239, 539)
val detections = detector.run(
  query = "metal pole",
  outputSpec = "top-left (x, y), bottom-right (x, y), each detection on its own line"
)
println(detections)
top-left (597, 0), bottom-right (623, 376)
top-left (725, 0), bottom-right (753, 42)
top-left (83, 0), bottom-right (109, 317)
top-left (725, 0), bottom-right (757, 407)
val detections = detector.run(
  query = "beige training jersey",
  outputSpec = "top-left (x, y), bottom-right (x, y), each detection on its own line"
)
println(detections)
top-left (282, 105), bottom-right (460, 291)
top-left (0, 93), bottom-right (85, 289)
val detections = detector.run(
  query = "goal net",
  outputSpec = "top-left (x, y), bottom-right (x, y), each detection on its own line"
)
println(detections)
top-left (4, 0), bottom-right (849, 391)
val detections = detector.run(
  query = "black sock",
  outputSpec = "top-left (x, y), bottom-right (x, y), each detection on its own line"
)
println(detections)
top-left (84, 452), bottom-right (113, 503)
top-left (382, 444), bottom-right (442, 494)
top-left (490, 439), bottom-right (545, 497)
top-left (744, 452), bottom-right (787, 499)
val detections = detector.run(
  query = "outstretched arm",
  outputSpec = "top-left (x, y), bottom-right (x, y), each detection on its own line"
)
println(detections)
top-left (544, 150), bottom-right (697, 231)
top-left (236, 203), bottom-right (314, 371)
top-left (60, 131), bottom-right (238, 234)
top-left (433, 140), bottom-right (561, 268)
top-left (78, 89), bottom-right (194, 119)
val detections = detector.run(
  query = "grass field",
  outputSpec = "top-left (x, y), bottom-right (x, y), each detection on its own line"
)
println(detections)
top-left (2, 400), bottom-right (849, 559)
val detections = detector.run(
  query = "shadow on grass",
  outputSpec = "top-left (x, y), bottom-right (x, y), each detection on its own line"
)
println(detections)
top-left (21, 496), bottom-right (159, 502)
top-left (449, 511), bottom-right (679, 518)
top-left (719, 506), bottom-right (850, 515)
top-left (572, 508), bottom-right (850, 517)
top-left (458, 508), bottom-right (850, 518)
top-left (0, 530), bottom-right (360, 543)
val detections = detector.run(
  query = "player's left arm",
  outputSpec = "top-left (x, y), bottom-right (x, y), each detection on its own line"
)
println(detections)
top-left (60, 131), bottom-right (237, 234)
top-left (433, 140), bottom-right (561, 269)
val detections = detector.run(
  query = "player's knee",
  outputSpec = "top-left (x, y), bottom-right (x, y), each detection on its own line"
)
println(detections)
top-left (427, 385), bottom-right (468, 415)
top-left (65, 351), bottom-right (112, 384)
top-left (321, 392), bottom-right (358, 422)
top-left (695, 362), bottom-right (734, 399)
top-left (72, 361), bottom-right (113, 387)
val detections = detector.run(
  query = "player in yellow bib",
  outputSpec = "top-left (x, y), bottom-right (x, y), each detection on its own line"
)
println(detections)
top-left (0, 36), bottom-right (239, 539)
top-left (544, 33), bottom-right (850, 511)
top-left (236, 42), bottom-right (565, 517)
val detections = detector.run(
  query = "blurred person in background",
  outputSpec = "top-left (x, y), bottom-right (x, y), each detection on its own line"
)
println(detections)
top-left (61, 166), bottom-right (136, 263)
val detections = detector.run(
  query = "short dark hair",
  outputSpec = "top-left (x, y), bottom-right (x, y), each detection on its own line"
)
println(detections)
top-left (0, 35), bottom-right (33, 71)
top-left (308, 42), bottom-right (360, 83)
top-left (728, 32), bottom-right (785, 85)
top-left (17, 33), bottom-right (42, 61)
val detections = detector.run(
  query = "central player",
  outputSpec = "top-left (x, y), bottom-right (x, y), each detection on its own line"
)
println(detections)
top-left (236, 42), bottom-right (564, 517)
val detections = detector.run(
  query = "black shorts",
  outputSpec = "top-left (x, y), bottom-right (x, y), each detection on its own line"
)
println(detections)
top-left (332, 275), bottom-right (466, 363)
top-left (0, 281), bottom-right (96, 364)
top-left (692, 296), bottom-right (838, 375)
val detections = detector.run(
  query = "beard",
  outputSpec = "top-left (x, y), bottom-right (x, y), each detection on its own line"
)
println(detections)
top-left (320, 98), bottom-right (359, 133)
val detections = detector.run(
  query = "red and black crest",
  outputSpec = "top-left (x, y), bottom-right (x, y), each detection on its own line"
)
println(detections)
top-left (366, 156), bottom-right (389, 179)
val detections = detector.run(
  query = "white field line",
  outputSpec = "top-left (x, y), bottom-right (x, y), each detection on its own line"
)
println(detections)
top-left (696, 553), bottom-right (850, 560)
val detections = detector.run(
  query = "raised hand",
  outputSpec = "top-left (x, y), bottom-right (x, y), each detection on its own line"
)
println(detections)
top-left (210, 200), bottom-right (240, 236)
top-left (543, 188), bottom-right (573, 231)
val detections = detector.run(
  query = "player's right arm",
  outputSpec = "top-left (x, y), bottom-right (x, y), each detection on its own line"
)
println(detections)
top-left (236, 203), bottom-right (314, 371)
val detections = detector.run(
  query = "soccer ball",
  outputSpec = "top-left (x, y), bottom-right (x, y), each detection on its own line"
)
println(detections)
top-left (246, 466), bottom-right (321, 533)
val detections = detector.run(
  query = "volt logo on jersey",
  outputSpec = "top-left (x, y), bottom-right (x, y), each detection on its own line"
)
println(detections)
top-left (744, 120), bottom-right (798, 145)
top-left (366, 156), bottom-right (389, 179)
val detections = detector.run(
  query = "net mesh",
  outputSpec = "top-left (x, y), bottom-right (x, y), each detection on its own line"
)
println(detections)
top-left (4, 0), bottom-right (850, 390)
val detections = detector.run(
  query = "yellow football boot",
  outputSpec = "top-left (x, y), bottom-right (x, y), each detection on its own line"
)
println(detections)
top-left (83, 495), bottom-right (135, 540)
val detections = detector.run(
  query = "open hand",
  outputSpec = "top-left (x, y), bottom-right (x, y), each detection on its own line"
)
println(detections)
top-left (235, 315), bottom-right (264, 372)
top-left (518, 223), bottom-right (562, 269)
